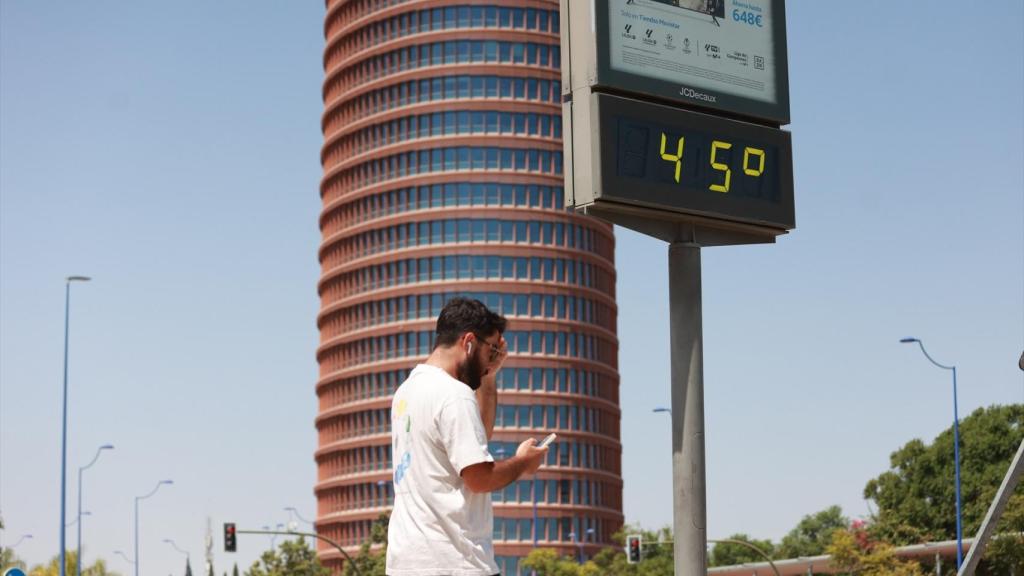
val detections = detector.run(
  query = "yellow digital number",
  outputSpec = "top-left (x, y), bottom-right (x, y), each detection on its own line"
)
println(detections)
top-left (743, 147), bottom-right (765, 177)
top-left (659, 133), bottom-right (685, 183)
top-left (709, 140), bottom-right (732, 193)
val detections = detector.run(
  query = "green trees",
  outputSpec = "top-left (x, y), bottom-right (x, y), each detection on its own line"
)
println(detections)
top-left (776, 506), bottom-right (849, 558)
top-left (1, 547), bottom-right (26, 572)
top-left (24, 551), bottom-right (118, 576)
top-left (0, 516), bottom-right (27, 572)
top-left (245, 537), bottom-right (328, 576)
top-left (826, 525), bottom-right (926, 576)
top-left (341, 513), bottom-right (389, 576)
top-left (708, 534), bottom-right (776, 567)
top-left (865, 404), bottom-right (1024, 544)
top-left (862, 404), bottom-right (1024, 573)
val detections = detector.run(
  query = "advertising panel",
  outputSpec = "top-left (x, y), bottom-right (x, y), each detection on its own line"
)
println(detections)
top-left (596, 0), bottom-right (789, 124)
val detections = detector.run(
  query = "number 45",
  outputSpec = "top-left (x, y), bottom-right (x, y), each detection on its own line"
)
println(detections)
top-left (661, 134), bottom-right (766, 192)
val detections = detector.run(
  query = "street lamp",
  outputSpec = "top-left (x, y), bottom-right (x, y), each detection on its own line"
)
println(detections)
top-left (11, 534), bottom-right (33, 549)
top-left (114, 551), bottom-right (135, 566)
top-left (60, 275), bottom-right (91, 576)
top-left (67, 511), bottom-right (91, 527)
top-left (652, 407), bottom-right (671, 414)
top-left (163, 539), bottom-right (190, 561)
top-left (901, 337), bottom-right (962, 568)
top-left (134, 480), bottom-right (173, 576)
top-left (79, 444), bottom-right (113, 576)
top-left (283, 507), bottom-right (314, 527)
top-left (262, 525), bottom-right (285, 549)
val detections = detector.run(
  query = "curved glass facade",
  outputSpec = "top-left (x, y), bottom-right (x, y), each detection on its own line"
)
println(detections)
top-left (316, 2), bottom-right (622, 574)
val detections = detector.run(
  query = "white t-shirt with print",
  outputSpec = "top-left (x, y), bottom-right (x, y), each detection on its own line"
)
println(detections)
top-left (386, 363), bottom-right (497, 576)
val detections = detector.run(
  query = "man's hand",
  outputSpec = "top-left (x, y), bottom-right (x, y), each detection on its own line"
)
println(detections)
top-left (481, 335), bottom-right (508, 379)
top-left (515, 437), bottom-right (548, 475)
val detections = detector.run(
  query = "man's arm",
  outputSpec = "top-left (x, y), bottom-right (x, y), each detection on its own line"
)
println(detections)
top-left (461, 456), bottom-right (530, 494)
top-left (476, 376), bottom-right (497, 440)
top-left (461, 438), bottom-right (546, 494)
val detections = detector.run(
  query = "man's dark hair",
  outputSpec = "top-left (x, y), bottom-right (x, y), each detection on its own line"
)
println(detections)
top-left (434, 297), bottom-right (507, 349)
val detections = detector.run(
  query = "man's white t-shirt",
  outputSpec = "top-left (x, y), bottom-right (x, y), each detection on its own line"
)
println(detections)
top-left (386, 363), bottom-right (498, 576)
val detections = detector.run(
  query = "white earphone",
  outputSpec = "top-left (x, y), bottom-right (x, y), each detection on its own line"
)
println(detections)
top-left (467, 342), bottom-right (474, 354)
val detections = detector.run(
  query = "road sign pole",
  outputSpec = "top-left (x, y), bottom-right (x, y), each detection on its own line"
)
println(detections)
top-left (669, 242), bottom-right (707, 576)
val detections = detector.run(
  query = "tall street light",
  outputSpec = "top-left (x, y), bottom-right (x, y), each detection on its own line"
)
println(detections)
top-left (60, 275), bottom-right (91, 576)
top-left (78, 444), bottom-right (113, 576)
top-left (11, 534), bottom-right (33, 549)
top-left (113, 550), bottom-right (135, 567)
top-left (283, 507), bottom-right (314, 527)
top-left (134, 480), bottom-right (173, 576)
top-left (901, 337), bottom-right (962, 568)
top-left (67, 511), bottom-right (91, 527)
top-left (163, 539), bottom-right (190, 562)
top-left (163, 539), bottom-right (191, 575)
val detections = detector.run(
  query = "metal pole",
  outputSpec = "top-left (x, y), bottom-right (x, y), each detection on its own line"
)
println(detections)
top-left (532, 475), bottom-right (539, 548)
top-left (78, 445), bottom-right (111, 576)
top-left (952, 366), bottom-right (963, 568)
top-left (77, 466), bottom-right (83, 576)
top-left (532, 475), bottom-right (539, 576)
top-left (902, 338), bottom-right (963, 568)
top-left (60, 282), bottom-right (71, 576)
top-left (669, 242), bottom-right (706, 576)
top-left (134, 481), bottom-right (171, 576)
top-left (134, 497), bottom-right (139, 576)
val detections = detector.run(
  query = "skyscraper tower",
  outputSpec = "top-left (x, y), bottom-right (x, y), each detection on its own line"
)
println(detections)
top-left (315, 2), bottom-right (622, 574)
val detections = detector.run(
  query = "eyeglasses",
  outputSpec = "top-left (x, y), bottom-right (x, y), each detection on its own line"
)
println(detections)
top-left (474, 336), bottom-right (507, 362)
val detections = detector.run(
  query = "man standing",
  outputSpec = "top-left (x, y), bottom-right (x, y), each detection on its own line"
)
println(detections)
top-left (386, 298), bottom-right (548, 575)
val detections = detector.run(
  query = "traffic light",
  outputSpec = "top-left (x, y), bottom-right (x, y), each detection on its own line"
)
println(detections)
top-left (626, 534), bottom-right (642, 564)
top-left (224, 523), bottom-right (237, 552)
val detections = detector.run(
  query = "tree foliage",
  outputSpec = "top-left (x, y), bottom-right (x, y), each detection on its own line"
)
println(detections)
top-left (341, 513), bottom-right (389, 576)
top-left (1, 547), bottom-right (27, 572)
top-left (245, 537), bottom-right (328, 576)
top-left (776, 506), bottom-right (849, 558)
top-left (27, 551), bottom-right (118, 576)
top-left (827, 524), bottom-right (926, 576)
top-left (865, 404), bottom-right (1024, 544)
top-left (709, 534), bottom-right (776, 566)
top-left (0, 515), bottom-right (27, 572)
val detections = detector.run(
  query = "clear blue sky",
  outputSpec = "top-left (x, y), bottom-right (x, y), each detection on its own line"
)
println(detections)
top-left (2, 1), bottom-right (1021, 573)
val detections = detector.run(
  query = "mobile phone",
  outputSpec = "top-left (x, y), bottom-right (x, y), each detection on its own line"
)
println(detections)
top-left (537, 433), bottom-right (557, 449)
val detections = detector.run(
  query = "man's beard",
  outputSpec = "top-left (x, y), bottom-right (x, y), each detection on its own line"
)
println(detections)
top-left (456, 353), bottom-right (485, 391)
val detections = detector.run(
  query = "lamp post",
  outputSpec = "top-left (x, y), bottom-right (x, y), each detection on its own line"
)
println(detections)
top-left (60, 275), bottom-right (91, 576)
top-left (163, 539), bottom-right (190, 562)
top-left (78, 444), bottom-right (113, 576)
top-left (901, 337), bottom-right (962, 568)
top-left (114, 550), bottom-right (135, 567)
top-left (11, 534), bottom-right (33, 549)
top-left (67, 511), bottom-right (91, 527)
top-left (134, 480), bottom-right (173, 576)
top-left (262, 525), bottom-right (285, 549)
top-left (568, 527), bottom-right (594, 564)
top-left (283, 507), bottom-right (314, 527)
